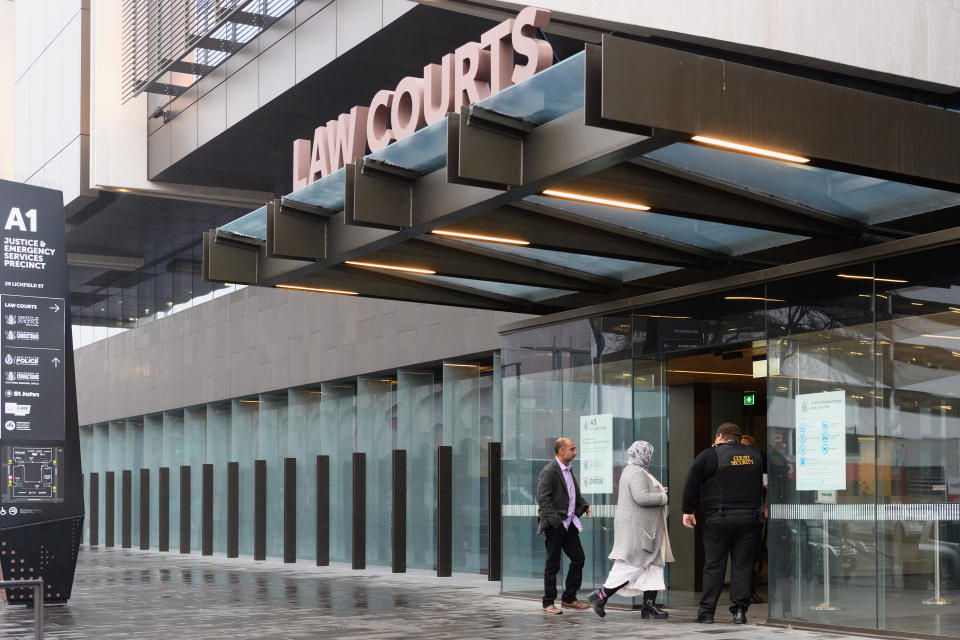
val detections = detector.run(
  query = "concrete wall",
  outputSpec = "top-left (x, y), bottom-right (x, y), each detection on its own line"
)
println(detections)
top-left (73, 285), bottom-right (530, 425)
top-left (89, 3), bottom-right (272, 207)
top-left (13, 0), bottom-right (95, 207)
top-left (0, 1), bottom-right (14, 180)
top-left (146, 0), bottom-right (415, 181)
top-left (484, 0), bottom-right (960, 89)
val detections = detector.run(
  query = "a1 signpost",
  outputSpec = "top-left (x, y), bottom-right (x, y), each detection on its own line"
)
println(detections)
top-left (0, 179), bottom-right (82, 605)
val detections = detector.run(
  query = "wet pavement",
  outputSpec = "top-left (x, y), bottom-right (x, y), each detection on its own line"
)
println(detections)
top-left (0, 546), bottom-right (874, 639)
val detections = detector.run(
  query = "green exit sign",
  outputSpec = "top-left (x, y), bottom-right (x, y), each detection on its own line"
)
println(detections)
top-left (743, 391), bottom-right (756, 406)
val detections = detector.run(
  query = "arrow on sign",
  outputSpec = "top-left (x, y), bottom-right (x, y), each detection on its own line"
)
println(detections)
top-left (49, 303), bottom-right (60, 313)
top-left (51, 357), bottom-right (61, 368)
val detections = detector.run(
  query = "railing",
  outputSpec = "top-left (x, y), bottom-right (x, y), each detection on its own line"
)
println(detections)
top-left (0, 578), bottom-right (43, 639)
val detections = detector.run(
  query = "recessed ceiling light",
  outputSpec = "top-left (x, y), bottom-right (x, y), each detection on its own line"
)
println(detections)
top-left (921, 334), bottom-right (960, 340)
top-left (542, 189), bottom-right (650, 211)
top-left (690, 136), bottom-right (810, 164)
top-left (276, 284), bottom-right (359, 296)
top-left (431, 230), bottom-right (530, 246)
top-left (345, 260), bottom-right (435, 275)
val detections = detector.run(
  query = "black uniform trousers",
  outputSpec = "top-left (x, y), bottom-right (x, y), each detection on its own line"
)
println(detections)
top-left (542, 524), bottom-right (585, 607)
top-left (699, 511), bottom-right (758, 615)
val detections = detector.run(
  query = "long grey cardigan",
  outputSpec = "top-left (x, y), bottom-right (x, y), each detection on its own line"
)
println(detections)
top-left (608, 465), bottom-right (674, 568)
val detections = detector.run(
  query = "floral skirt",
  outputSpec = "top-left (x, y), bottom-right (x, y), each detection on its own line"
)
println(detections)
top-left (602, 559), bottom-right (665, 596)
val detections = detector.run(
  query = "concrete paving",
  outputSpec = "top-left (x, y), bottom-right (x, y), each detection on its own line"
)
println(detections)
top-left (0, 546), bottom-right (875, 639)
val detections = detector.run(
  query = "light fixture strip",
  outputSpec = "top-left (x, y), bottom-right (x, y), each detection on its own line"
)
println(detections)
top-left (276, 284), bottom-right (359, 296)
top-left (541, 189), bottom-right (650, 211)
top-left (344, 260), bottom-right (435, 274)
top-left (430, 230), bottom-right (530, 246)
top-left (921, 334), bottom-right (960, 341)
top-left (690, 136), bottom-right (810, 164)
top-left (836, 274), bottom-right (908, 284)
top-left (666, 369), bottom-right (754, 377)
top-left (724, 296), bottom-right (785, 303)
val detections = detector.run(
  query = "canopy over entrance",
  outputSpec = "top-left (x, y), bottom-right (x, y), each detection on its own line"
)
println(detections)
top-left (204, 34), bottom-right (960, 315)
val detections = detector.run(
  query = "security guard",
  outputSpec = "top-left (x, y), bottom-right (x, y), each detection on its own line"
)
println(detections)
top-left (682, 422), bottom-right (764, 625)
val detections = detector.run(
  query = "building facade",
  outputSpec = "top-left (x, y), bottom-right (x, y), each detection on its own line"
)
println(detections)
top-left (7, 1), bottom-right (960, 637)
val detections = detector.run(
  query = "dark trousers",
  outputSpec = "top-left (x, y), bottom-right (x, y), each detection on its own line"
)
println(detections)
top-left (750, 521), bottom-right (765, 594)
top-left (699, 513), bottom-right (758, 615)
top-left (543, 524), bottom-right (585, 607)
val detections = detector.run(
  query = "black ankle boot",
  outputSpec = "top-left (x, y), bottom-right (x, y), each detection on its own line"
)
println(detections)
top-left (641, 598), bottom-right (668, 619)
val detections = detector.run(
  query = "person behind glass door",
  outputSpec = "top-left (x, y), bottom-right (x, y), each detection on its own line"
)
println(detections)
top-left (587, 440), bottom-right (673, 619)
top-left (740, 433), bottom-right (767, 604)
top-left (537, 437), bottom-right (591, 614)
top-left (682, 422), bottom-right (764, 625)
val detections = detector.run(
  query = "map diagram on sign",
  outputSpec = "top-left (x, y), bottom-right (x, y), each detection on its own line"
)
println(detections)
top-left (4, 445), bottom-right (62, 502)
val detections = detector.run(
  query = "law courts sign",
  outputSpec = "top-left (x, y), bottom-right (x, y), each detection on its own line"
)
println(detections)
top-left (292, 6), bottom-right (554, 189)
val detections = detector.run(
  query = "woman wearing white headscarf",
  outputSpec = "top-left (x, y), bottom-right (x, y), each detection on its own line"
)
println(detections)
top-left (588, 440), bottom-right (673, 619)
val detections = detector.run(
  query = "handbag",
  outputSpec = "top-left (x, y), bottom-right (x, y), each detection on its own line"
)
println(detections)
top-left (641, 530), bottom-right (657, 553)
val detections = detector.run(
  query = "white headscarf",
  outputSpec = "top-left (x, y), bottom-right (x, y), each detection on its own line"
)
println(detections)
top-left (627, 440), bottom-right (654, 469)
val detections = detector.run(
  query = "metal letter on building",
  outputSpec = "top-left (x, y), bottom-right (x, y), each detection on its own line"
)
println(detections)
top-left (0, 179), bottom-right (83, 604)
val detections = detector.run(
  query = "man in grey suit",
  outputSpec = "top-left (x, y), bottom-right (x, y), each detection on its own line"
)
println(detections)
top-left (537, 437), bottom-right (591, 614)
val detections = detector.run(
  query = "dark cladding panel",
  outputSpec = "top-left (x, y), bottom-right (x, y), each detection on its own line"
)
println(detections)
top-left (227, 462), bottom-right (239, 558)
top-left (139, 469), bottom-right (149, 550)
top-left (598, 35), bottom-right (960, 189)
top-left (266, 200), bottom-right (328, 261)
top-left (316, 455), bottom-right (329, 566)
top-left (283, 457), bottom-right (295, 563)
top-left (391, 449), bottom-right (406, 574)
top-left (158, 467), bottom-right (169, 552)
top-left (202, 464), bottom-right (213, 555)
top-left (203, 230), bottom-right (259, 284)
top-left (437, 446), bottom-right (452, 577)
top-left (254, 460), bottom-right (266, 561)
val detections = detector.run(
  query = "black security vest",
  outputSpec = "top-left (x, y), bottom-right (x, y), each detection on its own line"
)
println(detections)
top-left (701, 442), bottom-right (763, 515)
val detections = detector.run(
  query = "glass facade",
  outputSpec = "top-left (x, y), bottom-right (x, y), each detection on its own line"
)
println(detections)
top-left (80, 357), bottom-right (499, 576)
top-left (501, 245), bottom-right (960, 636)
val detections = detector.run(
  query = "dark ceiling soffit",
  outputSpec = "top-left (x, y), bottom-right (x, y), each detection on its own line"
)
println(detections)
top-left (507, 201), bottom-right (775, 269)
top-left (257, 108), bottom-right (674, 287)
top-left (373, 236), bottom-right (621, 292)
top-left (626, 159), bottom-right (911, 242)
top-left (287, 266), bottom-right (545, 313)
top-left (562, 160), bottom-right (883, 242)
top-left (590, 35), bottom-right (960, 192)
top-left (498, 221), bottom-right (960, 335)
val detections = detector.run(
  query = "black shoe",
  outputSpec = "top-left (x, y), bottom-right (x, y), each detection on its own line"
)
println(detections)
top-left (732, 607), bottom-right (747, 624)
top-left (641, 599), bottom-right (668, 619)
top-left (750, 592), bottom-right (763, 604)
top-left (693, 613), bottom-right (714, 624)
top-left (588, 591), bottom-right (607, 618)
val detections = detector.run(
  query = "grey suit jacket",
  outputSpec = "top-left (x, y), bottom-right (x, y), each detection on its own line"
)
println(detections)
top-left (536, 458), bottom-right (589, 535)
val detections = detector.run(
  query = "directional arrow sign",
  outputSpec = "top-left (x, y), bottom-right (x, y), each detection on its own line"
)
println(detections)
top-left (51, 357), bottom-right (61, 368)
top-left (49, 304), bottom-right (60, 313)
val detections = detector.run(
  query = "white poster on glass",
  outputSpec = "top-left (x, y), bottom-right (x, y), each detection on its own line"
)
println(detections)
top-left (795, 390), bottom-right (847, 491)
top-left (579, 413), bottom-right (613, 494)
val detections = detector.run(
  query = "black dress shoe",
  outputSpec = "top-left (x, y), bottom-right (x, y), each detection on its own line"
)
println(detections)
top-left (693, 613), bottom-right (714, 624)
top-left (732, 608), bottom-right (747, 624)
